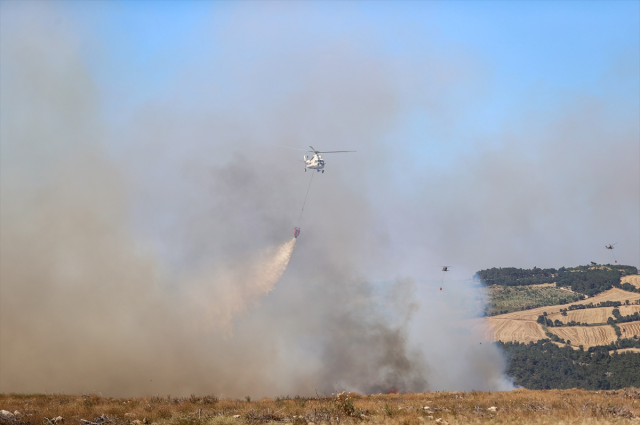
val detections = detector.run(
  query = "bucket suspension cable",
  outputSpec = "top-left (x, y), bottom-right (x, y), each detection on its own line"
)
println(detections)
top-left (297, 171), bottom-right (315, 224)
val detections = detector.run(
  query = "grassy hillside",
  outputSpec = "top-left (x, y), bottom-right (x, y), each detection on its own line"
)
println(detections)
top-left (478, 267), bottom-right (640, 390)
top-left (485, 284), bottom-right (582, 316)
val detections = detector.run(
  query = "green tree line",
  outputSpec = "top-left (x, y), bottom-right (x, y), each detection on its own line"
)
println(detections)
top-left (500, 339), bottom-right (640, 390)
top-left (475, 264), bottom-right (637, 297)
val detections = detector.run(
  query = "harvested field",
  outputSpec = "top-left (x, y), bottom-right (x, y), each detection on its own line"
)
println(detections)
top-left (496, 308), bottom-right (563, 322)
top-left (621, 275), bottom-right (640, 289)
top-left (547, 307), bottom-right (614, 324)
top-left (619, 322), bottom-right (640, 338)
top-left (620, 305), bottom-right (640, 316)
top-left (481, 318), bottom-right (546, 343)
top-left (2, 390), bottom-right (640, 425)
top-left (489, 289), bottom-right (640, 321)
top-left (478, 289), bottom-right (640, 346)
top-left (584, 288), bottom-right (640, 304)
top-left (546, 305), bottom-right (640, 325)
top-left (551, 325), bottom-right (618, 348)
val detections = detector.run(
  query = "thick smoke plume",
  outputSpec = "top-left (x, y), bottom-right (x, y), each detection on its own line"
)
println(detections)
top-left (3, 2), bottom-right (635, 398)
top-left (0, 3), bottom-right (441, 397)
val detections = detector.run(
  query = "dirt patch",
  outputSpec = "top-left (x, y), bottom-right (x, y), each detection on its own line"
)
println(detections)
top-left (529, 282), bottom-right (556, 288)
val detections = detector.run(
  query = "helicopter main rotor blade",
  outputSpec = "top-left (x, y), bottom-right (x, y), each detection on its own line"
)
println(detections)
top-left (309, 145), bottom-right (319, 153)
top-left (274, 144), bottom-right (308, 151)
top-left (316, 150), bottom-right (357, 153)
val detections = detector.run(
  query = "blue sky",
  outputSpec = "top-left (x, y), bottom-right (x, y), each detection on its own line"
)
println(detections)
top-left (62, 1), bottom-right (639, 167)
top-left (74, 1), bottom-right (639, 112)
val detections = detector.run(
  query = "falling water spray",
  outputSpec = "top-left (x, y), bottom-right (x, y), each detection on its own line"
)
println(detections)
top-left (189, 238), bottom-right (298, 334)
top-left (252, 238), bottom-right (297, 294)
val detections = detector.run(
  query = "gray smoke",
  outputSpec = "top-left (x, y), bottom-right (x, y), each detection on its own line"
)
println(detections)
top-left (3, 1), bottom-right (635, 397)
top-left (0, 2), bottom-right (437, 397)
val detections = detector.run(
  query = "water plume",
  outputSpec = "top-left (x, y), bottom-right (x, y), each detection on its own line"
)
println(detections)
top-left (257, 238), bottom-right (298, 293)
top-left (189, 238), bottom-right (297, 335)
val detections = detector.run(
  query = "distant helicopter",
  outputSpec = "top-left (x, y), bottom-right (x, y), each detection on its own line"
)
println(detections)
top-left (440, 266), bottom-right (451, 290)
top-left (606, 243), bottom-right (618, 263)
top-left (275, 145), bottom-right (356, 172)
top-left (303, 146), bottom-right (356, 173)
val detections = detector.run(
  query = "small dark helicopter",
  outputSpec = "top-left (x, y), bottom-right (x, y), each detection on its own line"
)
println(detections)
top-left (606, 243), bottom-right (618, 263)
top-left (440, 266), bottom-right (451, 290)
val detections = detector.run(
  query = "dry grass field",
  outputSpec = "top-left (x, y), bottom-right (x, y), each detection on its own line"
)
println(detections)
top-left (3, 389), bottom-right (640, 425)
top-left (503, 289), bottom-right (640, 321)
top-left (475, 288), bottom-right (640, 348)
top-left (551, 325), bottom-right (618, 347)
top-left (478, 318), bottom-right (546, 343)
top-left (547, 308), bottom-right (611, 324)
top-left (622, 275), bottom-right (640, 289)
top-left (547, 306), bottom-right (640, 325)
top-left (620, 306), bottom-right (640, 316)
top-left (619, 322), bottom-right (640, 339)
top-left (478, 320), bottom-right (619, 348)
top-left (585, 289), bottom-right (640, 305)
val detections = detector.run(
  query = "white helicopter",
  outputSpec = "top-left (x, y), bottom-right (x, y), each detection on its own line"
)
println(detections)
top-left (276, 145), bottom-right (356, 173)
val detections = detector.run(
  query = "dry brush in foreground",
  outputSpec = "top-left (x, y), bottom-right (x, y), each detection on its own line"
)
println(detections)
top-left (2, 389), bottom-right (640, 425)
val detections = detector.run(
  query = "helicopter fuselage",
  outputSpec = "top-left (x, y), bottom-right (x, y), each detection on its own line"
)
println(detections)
top-left (304, 154), bottom-right (326, 171)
